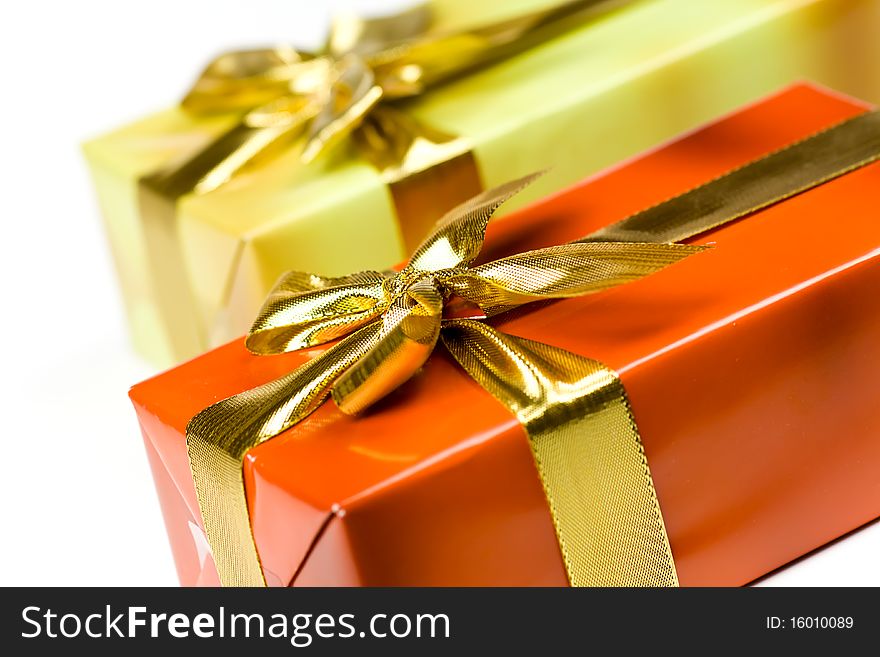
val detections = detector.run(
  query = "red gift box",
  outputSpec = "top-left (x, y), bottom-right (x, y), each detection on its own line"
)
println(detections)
top-left (132, 83), bottom-right (880, 586)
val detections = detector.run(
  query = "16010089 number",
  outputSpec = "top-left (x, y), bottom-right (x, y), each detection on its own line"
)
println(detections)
top-left (766, 616), bottom-right (854, 630)
top-left (790, 617), bottom-right (854, 630)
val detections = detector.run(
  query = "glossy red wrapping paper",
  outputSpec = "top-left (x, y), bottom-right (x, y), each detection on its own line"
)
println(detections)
top-left (131, 83), bottom-right (880, 586)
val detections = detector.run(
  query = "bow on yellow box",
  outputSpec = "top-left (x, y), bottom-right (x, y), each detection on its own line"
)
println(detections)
top-left (178, 1), bottom-right (612, 172)
top-left (185, 109), bottom-right (880, 586)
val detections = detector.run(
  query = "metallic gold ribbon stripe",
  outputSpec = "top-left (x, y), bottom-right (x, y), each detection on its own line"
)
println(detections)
top-left (356, 107), bottom-right (484, 252)
top-left (442, 321), bottom-right (677, 586)
top-left (582, 110), bottom-right (880, 244)
top-left (187, 322), bottom-right (387, 587)
top-left (137, 123), bottom-right (292, 360)
top-left (137, 177), bottom-right (203, 361)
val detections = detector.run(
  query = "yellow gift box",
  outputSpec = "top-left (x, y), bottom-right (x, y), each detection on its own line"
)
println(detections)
top-left (84, 0), bottom-right (880, 366)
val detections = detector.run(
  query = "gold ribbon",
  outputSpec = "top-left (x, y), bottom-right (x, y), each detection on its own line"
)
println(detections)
top-left (187, 108), bottom-right (880, 587)
top-left (137, 0), bottom-right (628, 361)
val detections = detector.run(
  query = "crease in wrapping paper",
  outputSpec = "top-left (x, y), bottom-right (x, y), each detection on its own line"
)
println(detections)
top-left (134, 0), bottom-right (627, 362)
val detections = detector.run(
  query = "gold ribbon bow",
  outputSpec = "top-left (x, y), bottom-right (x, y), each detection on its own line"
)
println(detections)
top-left (180, 0), bottom-right (624, 176)
top-left (186, 109), bottom-right (880, 587)
top-left (140, 0), bottom-right (630, 362)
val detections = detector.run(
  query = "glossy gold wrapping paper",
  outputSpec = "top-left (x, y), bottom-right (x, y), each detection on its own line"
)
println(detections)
top-left (84, 0), bottom-right (880, 365)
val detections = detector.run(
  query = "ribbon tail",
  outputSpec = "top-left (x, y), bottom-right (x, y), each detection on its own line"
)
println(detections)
top-left (182, 47), bottom-right (315, 114)
top-left (186, 321), bottom-right (384, 586)
top-left (441, 320), bottom-right (678, 586)
top-left (407, 171), bottom-right (544, 272)
top-left (246, 272), bottom-right (390, 354)
top-left (183, 122), bottom-right (309, 195)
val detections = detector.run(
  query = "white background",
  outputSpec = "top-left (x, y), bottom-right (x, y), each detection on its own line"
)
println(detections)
top-left (0, 0), bottom-right (877, 587)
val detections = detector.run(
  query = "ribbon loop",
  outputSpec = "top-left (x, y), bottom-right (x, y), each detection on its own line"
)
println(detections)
top-left (247, 269), bottom-right (390, 354)
top-left (443, 242), bottom-right (705, 315)
top-left (408, 171), bottom-right (544, 272)
top-left (182, 47), bottom-right (311, 114)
